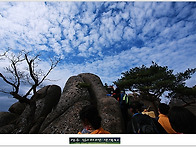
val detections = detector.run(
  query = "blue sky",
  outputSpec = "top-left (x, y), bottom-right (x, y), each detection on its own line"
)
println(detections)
top-left (0, 2), bottom-right (196, 111)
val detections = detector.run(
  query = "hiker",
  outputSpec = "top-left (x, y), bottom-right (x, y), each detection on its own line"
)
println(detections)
top-left (113, 87), bottom-right (121, 101)
top-left (119, 90), bottom-right (129, 129)
top-left (106, 85), bottom-right (114, 95)
top-left (127, 101), bottom-right (159, 134)
top-left (142, 106), bottom-right (156, 118)
top-left (78, 105), bottom-right (110, 134)
top-left (157, 103), bottom-right (177, 134)
top-left (168, 106), bottom-right (196, 134)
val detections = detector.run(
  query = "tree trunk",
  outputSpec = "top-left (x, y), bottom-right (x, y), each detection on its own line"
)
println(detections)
top-left (152, 100), bottom-right (159, 117)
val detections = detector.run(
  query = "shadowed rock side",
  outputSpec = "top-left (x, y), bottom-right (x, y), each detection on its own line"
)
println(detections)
top-left (14, 85), bottom-right (61, 134)
top-left (40, 73), bottom-right (124, 134)
top-left (0, 85), bottom-right (61, 134)
top-left (0, 112), bottom-right (17, 128)
top-left (9, 102), bottom-right (26, 115)
top-left (170, 97), bottom-right (196, 116)
top-left (79, 73), bottom-right (124, 133)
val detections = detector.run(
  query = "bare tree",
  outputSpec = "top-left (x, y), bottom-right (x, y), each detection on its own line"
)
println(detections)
top-left (0, 49), bottom-right (61, 133)
top-left (0, 49), bottom-right (60, 114)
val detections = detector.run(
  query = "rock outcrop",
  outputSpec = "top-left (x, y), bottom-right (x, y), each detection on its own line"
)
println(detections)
top-left (39, 75), bottom-right (91, 133)
top-left (0, 112), bottom-right (17, 128)
top-left (78, 73), bottom-right (124, 133)
top-left (0, 73), bottom-right (124, 134)
top-left (14, 85), bottom-right (61, 134)
top-left (0, 85), bottom-right (61, 134)
top-left (40, 73), bottom-right (124, 134)
top-left (9, 102), bottom-right (26, 115)
top-left (0, 112), bottom-right (17, 134)
top-left (170, 97), bottom-right (196, 116)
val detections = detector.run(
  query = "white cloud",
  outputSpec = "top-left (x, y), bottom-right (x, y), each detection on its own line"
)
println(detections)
top-left (62, 18), bottom-right (71, 29)
top-left (121, 11), bottom-right (129, 20)
top-left (0, 2), bottom-right (195, 87)
top-left (113, 13), bottom-right (121, 25)
top-left (123, 26), bottom-right (135, 40)
top-left (67, 26), bottom-right (75, 41)
top-left (0, 2), bottom-right (196, 112)
top-left (153, 2), bottom-right (173, 18)
top-left (112, 23), bottom-right (124, 41)
top-left (78, 42), bottom-right (88, 52)
top-left (38, 45), bottom-right (48, 51)
top-left (53, 43), bottom-right (62, 55)
top-left (0, 2), bottom-right (137, 59)
top-left (74, 23), bottom-right (82, 31)
top-left (49, 27), bottom-right (61, 36)
top-left (80, 11), bottom-right (96, 24)
top-left (61, 40), bottom-right (72, 53)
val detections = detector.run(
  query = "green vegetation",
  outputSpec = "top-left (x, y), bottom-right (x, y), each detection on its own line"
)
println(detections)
top-left (114, 61), bottom-right (196, 105)
top-left (77, 82), bottom-right (91, 88)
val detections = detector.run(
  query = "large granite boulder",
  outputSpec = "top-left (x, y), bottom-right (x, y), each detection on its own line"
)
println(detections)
top-left (0, 124), bottom-right (15, 134)
top-left (39, 75), bottom-right (91, 133)
top-left (9, 102), bottom-right (26, 115)
top-left (170, 97), bottom-right (196, 116)
top-left (1, 73), bottom-right (124, 134)
top-left (40, 73), bottom-right (124, 134)
top-left (0, 112), bottom-right (17, 133)
top-left (34, 85), bottom-right (61, 120)
top-left (13, 85), bottom-right (61, 134)
top-left (79, 73), bottom-right (124, 133)
top-left (41, 100), bottom-right (91, 133)
top-left (0, 112), bottom-right (17, 128)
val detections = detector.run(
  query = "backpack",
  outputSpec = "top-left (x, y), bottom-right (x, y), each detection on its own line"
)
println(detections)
top-left (131, 113), bottom-right (159, 134)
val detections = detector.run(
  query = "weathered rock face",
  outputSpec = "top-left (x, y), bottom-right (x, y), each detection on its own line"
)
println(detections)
top-left (0, 73), bottom-right (124, 134)
top-left (169, 97), bottom-right (196, 116)
top-left (39, 75), bottom-right (91, 133)
top-left (169, 97), bottom-right (195, 107)
top-left (34, 85), bottom-right (61, 120)
top-left (79, 73), bottom-right (124, 133)
top-left (0, 112), bottom-right (17, 128)
top-left (41, 100), bottom-right (91, 133)
top-left (0, 124), bottom-right (15, 134)
top-left (9, 102), bottom-right (26, 115)
top-left (40, 73), bottom-right (124, 134)
top-left (0, 112), bottom-right (17, 134)
top-left (12, 85), bottom-right (61, 134)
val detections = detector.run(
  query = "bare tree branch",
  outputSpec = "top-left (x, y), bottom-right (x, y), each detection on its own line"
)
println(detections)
top-left (24, 54), bottom-right (39, 95)
top-left (10, 60), bottom-right (20, 93)
top-left (1, 50), bottom-right (60, 105)
top-left (38, 57), bottom-right (60, 85)
top-left (0, 73), bottom-right (17, 90)
top-left (24, 85), bottom-right (36, 98)
top-left (10, 91), bottom-right (30, 104)
top-left (0, 89), bottom-right (10, 94)
top-left (0, 49), bottom-right (10, 58)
